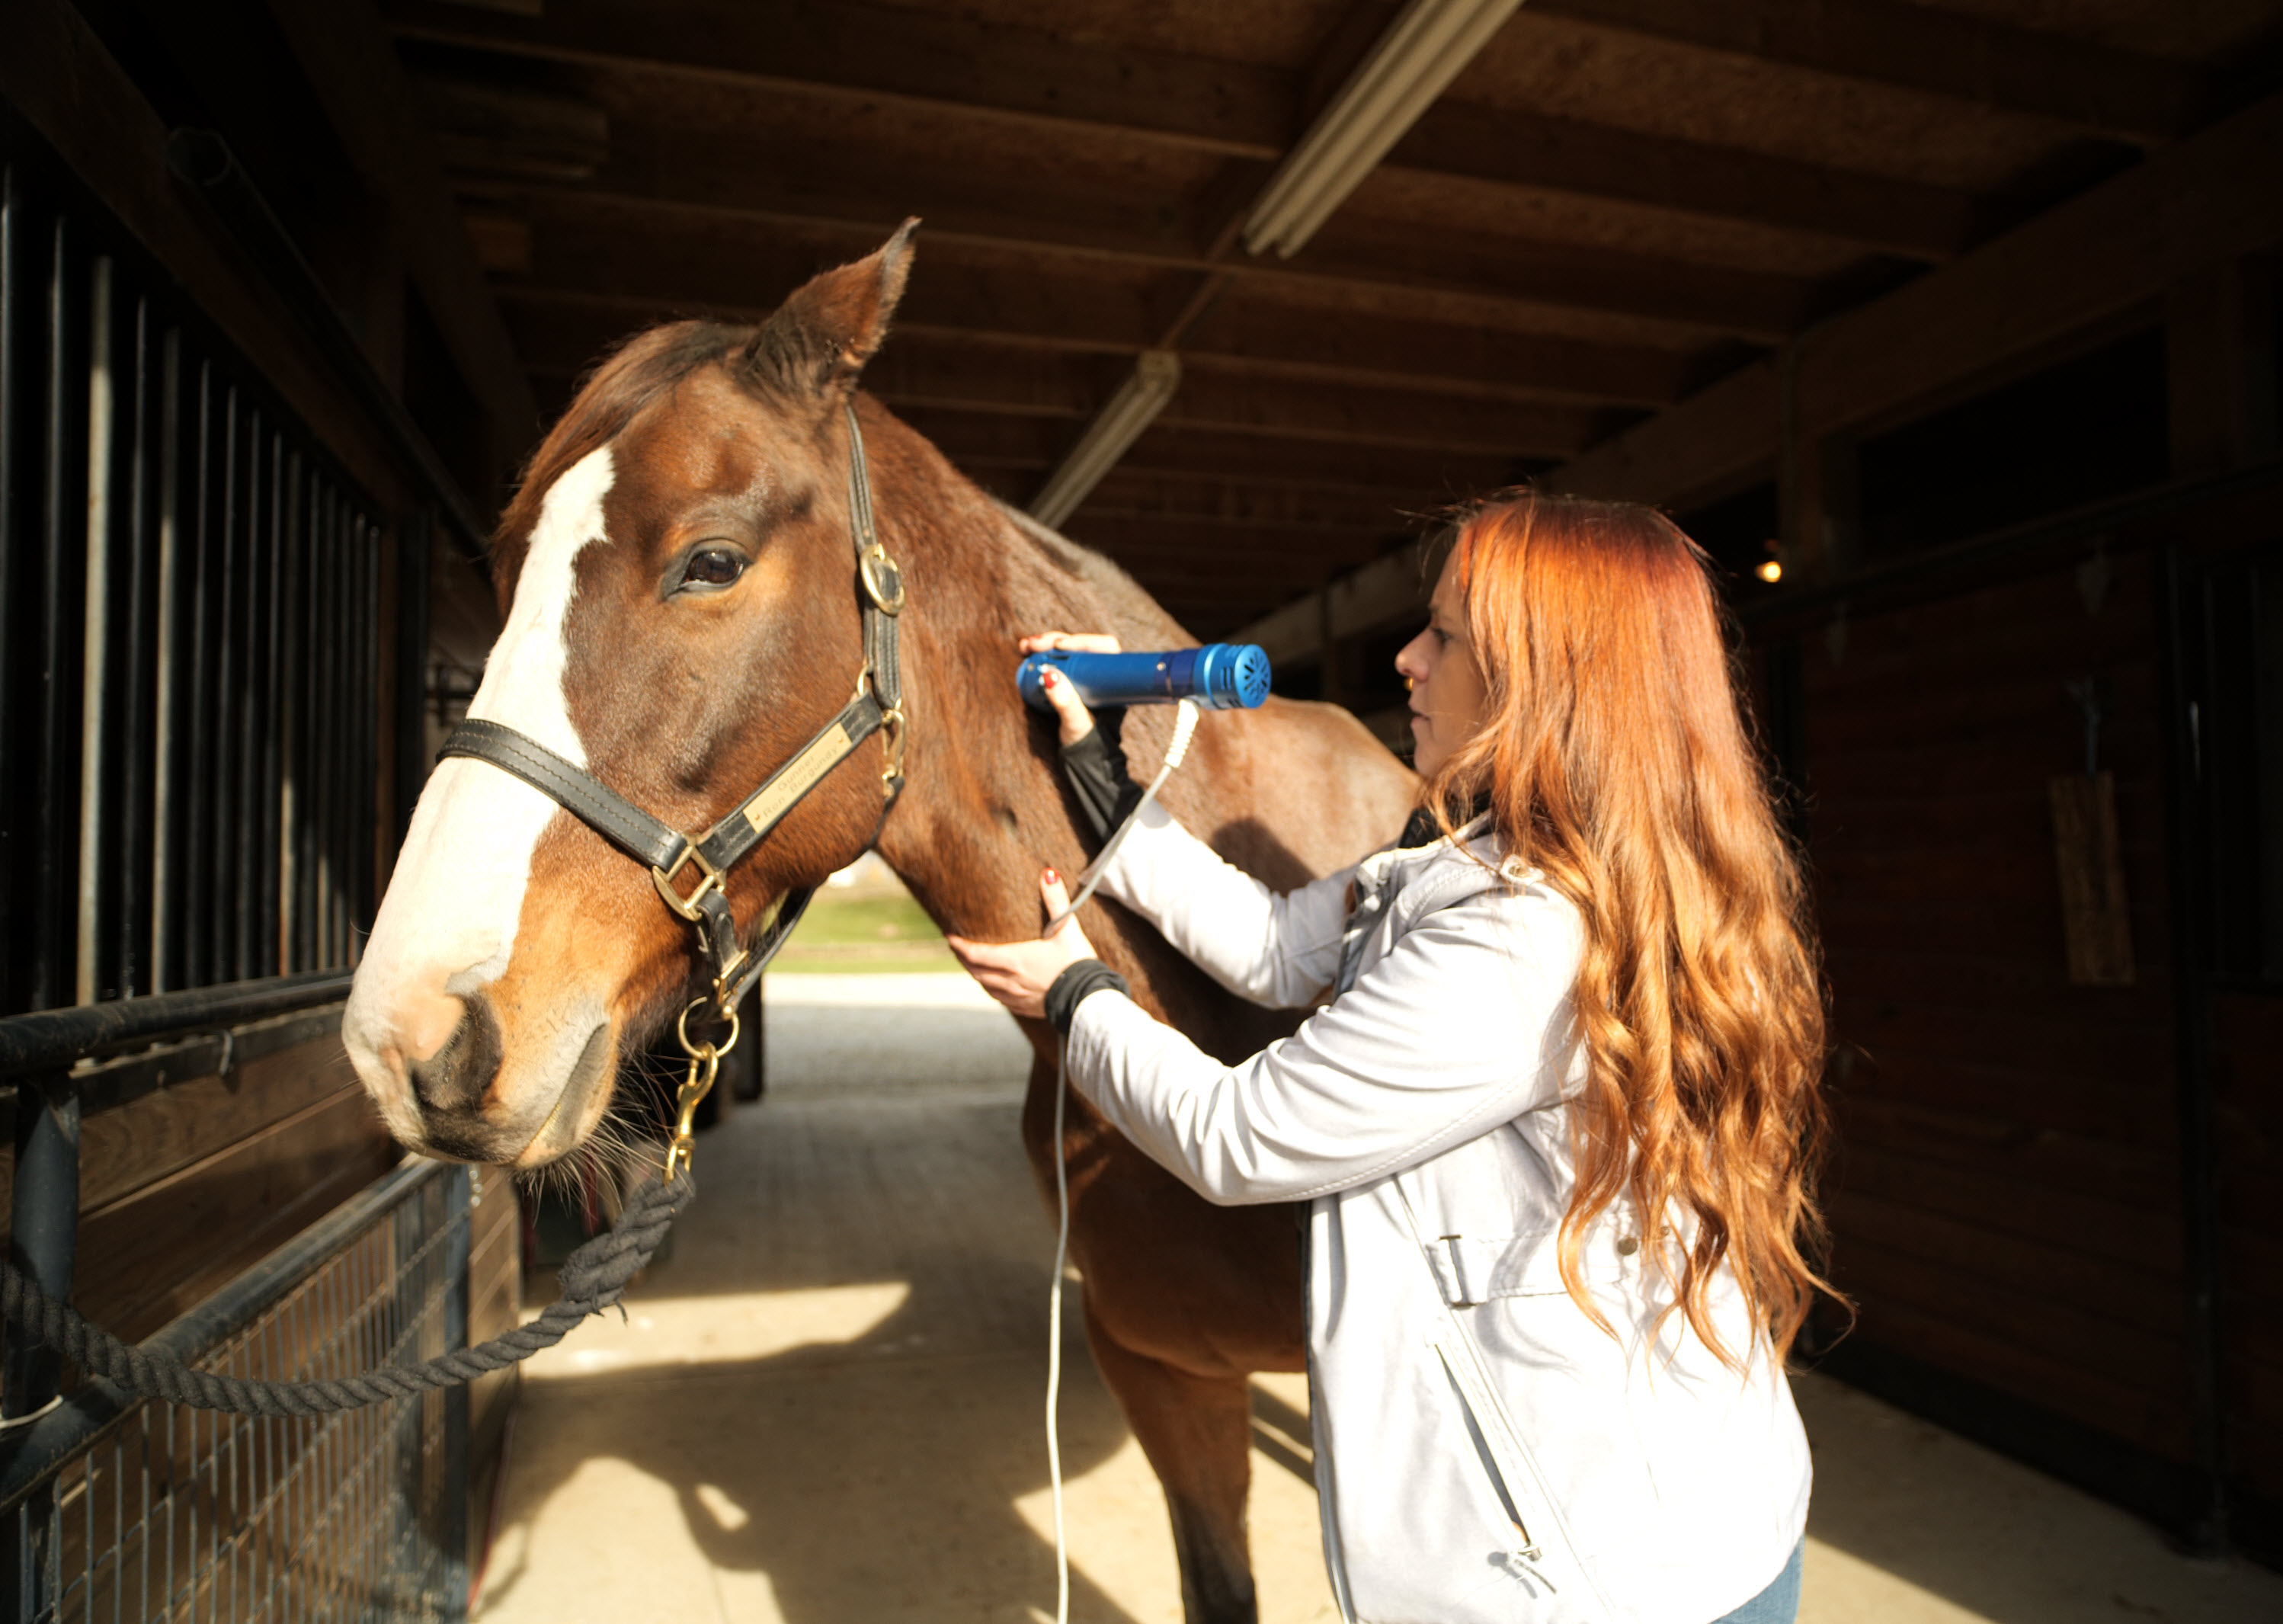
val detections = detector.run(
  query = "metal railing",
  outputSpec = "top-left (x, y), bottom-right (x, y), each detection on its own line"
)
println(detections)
top-left (0, 1159), bottom-right (474, 1624)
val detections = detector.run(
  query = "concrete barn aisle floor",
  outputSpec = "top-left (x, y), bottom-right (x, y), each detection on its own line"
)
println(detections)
top-left (472, 973), bottom-right (2283, 1624)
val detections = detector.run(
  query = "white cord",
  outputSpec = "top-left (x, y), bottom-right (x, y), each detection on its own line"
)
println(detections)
top-left (1044, 695), bottom-right (1201, 1624)
top-left (1047, 1040), bottom-right (1072, 1624)
top-left (1047, 699), bottom-right (1199, 931)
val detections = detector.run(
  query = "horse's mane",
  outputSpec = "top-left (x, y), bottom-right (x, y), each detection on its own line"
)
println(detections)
top-left (988, 498), bottom-right (1190, 646)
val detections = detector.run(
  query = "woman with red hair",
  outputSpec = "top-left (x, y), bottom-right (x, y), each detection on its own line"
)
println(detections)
top-left (951, 493), bottom-right (1839, 1624)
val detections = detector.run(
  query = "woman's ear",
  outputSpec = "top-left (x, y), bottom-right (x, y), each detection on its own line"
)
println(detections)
top-left (744, 219), bottom-right (919, 401)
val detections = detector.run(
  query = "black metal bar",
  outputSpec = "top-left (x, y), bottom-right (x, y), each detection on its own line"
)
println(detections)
top-left (2, 1076), bottom-right (82, 1416)
top-left (80, 252), bottom-right (123, 1007)
top-left (393, 511), bottom-right (432, 860)
top-left (231, 415), bottom-right (265, 980)
top-left (254, 425), bottom-right (285, 978)
top-left (2158, 546), bottom-right (2231, 1555)
top-left (0, 972), bottom-right (352, 1077)
top-left (298, 462), bottom-right (322, 972)
top-left (280, 456), bottom-right (307, 975)
top-left (440, 1166), bottom-right (472, 1617)
top-left (358, 518), bottom-right (381, 933)
top-left (207, 384), bottom-right (242, 983)
top-left (0, 159), bottom-right (35, 1017)
top-left (34, 212), bottom-right (85, 1014)
top-left (177, 359), bottom-right (216, 994)
top-left (0, 1074), bottom-right (75, 1624)
top-left (114, 292), bottom-right (159, 1000)
top-left (0, 1158), bottom-right (446, 1513)
top-left (162, 132), bottom-right (488, 563)
top-left (323, 491), bottom-right (349, 967)
top-left (156, 325), bottom-right (184, 992)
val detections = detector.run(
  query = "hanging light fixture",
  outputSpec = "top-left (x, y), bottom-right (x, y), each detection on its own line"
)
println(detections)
top-left (1244, 0), bottom-right (1523, 259)
top-left (1029, 352), bottom-right (1183, 530)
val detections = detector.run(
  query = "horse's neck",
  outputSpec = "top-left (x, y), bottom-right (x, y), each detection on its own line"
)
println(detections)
top-left (866, 495), bottom-right (1164, 944)
top-left (865, 502), bottom-right (1073, 942)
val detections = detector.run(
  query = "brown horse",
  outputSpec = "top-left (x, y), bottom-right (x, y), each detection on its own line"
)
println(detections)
top-left (344, 226), bottom-right (1416, 1622)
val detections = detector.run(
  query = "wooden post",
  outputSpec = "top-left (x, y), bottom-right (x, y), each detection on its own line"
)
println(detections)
top-left (2166, 257), bottom-right (2279, 476)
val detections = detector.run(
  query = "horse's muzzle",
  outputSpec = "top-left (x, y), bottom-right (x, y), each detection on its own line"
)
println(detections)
top-left (388, 992), bottom-right (613, 1167)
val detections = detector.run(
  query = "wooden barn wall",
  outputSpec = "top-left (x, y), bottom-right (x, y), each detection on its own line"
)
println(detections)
top-left (1796, 547), bottom-right (2189, 1445)
top-left (1772, 486), bottom-right (2283, 1556)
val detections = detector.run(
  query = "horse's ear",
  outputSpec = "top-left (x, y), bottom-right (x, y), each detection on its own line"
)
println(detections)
top-left (745, 219), bottom-right (918, 401)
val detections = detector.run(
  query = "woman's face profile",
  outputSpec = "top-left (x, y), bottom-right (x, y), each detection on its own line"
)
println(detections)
top-left (1394, 551), bottom-right (1488, 779)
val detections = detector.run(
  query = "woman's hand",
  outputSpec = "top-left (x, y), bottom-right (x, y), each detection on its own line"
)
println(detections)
top-left (1020, 629), bottom-right (1119, 747)
top-left (946, 870), bottom-right (1098, 1020)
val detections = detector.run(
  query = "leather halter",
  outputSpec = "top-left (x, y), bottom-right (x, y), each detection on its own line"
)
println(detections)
top-left (436, 401), bottom-right (908, 1014)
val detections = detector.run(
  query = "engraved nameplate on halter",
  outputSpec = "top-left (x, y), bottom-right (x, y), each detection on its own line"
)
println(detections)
top-left (741, 719), bottom-right (859, 836)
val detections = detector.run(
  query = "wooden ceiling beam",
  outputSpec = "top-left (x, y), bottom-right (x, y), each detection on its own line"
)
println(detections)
top-left (389, 0), bottom-right (1990, 260)
top-left (1070, 473), bottom-right (1423, 534)
top-left (1177, 299), bottom-right (1692, 407)
top-left (898, 411), bottom-right (1520, 497)
top-left (1530, 0), bottom-right (2202, 143)
top-left (501, 215), bottom-right (1161, 351)
top-left (1069, 524), bottom-right (1407, 563)
top-left (505, 299), bottom-right (1616, 457)
top-left (1391, 102), bottom-right (1971, 261)
top-left (1554, 91), bottom-right (2283, 513)
top-left (1162, 365), bottom-right (1625, 456)
top-left (492, 259), bottom-right (1695, 410)
top-left (469, 169), bottom-right (1814, 343)
top-left (386, 0), bottom-right (1293, 154)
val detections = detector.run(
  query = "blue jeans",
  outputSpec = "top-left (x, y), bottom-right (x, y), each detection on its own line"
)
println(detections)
top-left (1711, 1538), bottom-right (1804, 1624)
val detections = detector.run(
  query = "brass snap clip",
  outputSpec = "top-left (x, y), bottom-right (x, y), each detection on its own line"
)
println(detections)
top-left (665, 995), bottom-right (741, 1182)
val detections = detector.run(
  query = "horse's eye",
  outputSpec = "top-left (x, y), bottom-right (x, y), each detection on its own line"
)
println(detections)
top-left (680, 548), bottom-right (746, 590)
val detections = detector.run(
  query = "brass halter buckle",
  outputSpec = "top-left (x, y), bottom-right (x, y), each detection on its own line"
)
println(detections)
top-left (665, 995), bottom-right (741, 1182)
top-left (879, 704), bottom-right (907, 794)
top-left (651, 846), bottom-right (723, 923)
top-left (859, 545), bottom-right (906, 616)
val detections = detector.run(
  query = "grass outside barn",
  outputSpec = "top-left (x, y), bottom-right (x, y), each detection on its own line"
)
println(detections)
top-left (772, 857), bottom-right (957, 974)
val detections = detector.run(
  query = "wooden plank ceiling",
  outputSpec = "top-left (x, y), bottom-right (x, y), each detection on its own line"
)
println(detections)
top-left (382, 0), bottom-right (2281, 639)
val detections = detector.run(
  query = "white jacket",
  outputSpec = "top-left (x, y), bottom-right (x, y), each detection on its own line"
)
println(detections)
top-left (1067, 804), bottom-right (1811, 1623)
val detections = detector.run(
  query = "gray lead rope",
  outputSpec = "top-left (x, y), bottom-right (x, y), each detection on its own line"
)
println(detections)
top-left (0, 1171), bottom-right (693, 1419)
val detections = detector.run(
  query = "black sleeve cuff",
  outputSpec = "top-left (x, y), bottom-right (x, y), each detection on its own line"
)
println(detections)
top-left (1045, 959), bottom-right (1130, 1036)
top-left (1058, 712), bottom-right (1142, 842)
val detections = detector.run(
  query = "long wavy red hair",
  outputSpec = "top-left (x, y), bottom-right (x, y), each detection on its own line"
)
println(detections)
top-left (1427, 492), bottom-right (1843, 1364)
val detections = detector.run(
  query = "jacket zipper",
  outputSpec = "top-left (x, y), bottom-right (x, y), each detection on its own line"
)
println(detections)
top-left (1431, 1341), bottom-right (1557, 1593)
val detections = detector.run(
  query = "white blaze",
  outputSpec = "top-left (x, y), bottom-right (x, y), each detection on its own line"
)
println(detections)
top-left (344, 447), bottom-right (616, 1103)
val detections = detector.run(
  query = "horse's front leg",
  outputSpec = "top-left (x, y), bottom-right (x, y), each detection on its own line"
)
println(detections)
top-left (1084, 1298), bottom-right (1261, 1624)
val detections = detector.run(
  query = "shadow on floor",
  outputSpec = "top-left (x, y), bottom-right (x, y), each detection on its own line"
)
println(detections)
top-left (1793, 1373), bottom-right (2283, 1623)
top-left (481, 1071), bottom-right (1177, 1622)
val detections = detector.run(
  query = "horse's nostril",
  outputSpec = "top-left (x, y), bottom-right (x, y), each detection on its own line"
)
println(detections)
top-left (407, 995), bottom-right (504, 1113)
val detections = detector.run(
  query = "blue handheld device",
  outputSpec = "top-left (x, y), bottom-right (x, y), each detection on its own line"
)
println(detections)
top-left (1017, 643), bottom-right (1271, 712)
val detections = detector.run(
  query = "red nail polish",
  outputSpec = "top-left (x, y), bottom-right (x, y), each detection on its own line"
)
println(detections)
top-left (1043, 867), bottom-right (1060, 886)
top-left (1042, 670), bottom-right (1058, 688)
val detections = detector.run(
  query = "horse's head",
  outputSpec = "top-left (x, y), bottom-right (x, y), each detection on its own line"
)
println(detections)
top-left (345, 225), bottom-right (920, 1168)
